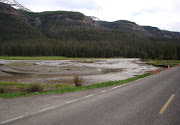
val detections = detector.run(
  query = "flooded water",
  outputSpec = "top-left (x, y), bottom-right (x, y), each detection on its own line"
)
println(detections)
top-left (0, 58), bottom-right (161, 85)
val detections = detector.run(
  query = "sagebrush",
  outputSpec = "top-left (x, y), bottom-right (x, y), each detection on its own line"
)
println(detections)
top-left (26, 83), bottom-right (43, 92)
top-left (74, 76), bottom-right (83, 87)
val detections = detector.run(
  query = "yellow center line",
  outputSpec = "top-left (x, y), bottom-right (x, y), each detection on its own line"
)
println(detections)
top-left (159, 94), bottom-right (175, 115)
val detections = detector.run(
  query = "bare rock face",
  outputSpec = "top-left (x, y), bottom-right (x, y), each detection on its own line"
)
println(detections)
top-left (132, 25), bottom-right (145, 31)
top-left (83, 16), bottom-right (99, 27)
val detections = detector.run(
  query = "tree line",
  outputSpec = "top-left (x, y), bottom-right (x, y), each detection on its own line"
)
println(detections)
top-left (1, 38), bottom-right (180, 60)
top-left (1, 12), bottom-right (180, 60)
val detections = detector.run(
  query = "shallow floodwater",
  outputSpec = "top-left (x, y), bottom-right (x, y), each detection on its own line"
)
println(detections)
top-left (0, 59), bottom-right (160, 85)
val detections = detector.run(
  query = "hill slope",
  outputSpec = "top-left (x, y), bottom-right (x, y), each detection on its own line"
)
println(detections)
top-left (0, 2), bottom-right (44, 41)
top-left (98, 20), bottom-right (180, 38)
top-left (0, 2), bottom-right (180, 59)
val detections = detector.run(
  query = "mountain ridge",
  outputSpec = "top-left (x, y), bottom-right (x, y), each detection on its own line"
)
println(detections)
top-left (0, 1), bottom-right (180, 37)
top-left (0, 2), bottom-right (180, 59)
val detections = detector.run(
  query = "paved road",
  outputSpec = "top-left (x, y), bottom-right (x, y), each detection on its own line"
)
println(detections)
top-left (1, 67), bottom-right (180, 125)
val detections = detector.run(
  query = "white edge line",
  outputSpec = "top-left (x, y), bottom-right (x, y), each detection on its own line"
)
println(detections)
top-left (101, 90), bottom-right (108, 93)
top-left (110, 85), bottom-right (122, 90)
top-left (1, 116), bottom-right (23, 124)
top-left (66, 99), bottom-right (79, 104)
top-left (83, 94), bottom-right (95, 98)
top-left (39, 106), bottom-right (56, 112)
top-left (66, 94), bottom-right (95, 104)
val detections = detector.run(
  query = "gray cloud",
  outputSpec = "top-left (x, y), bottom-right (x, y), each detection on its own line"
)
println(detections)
top-left (17, 0), bottom-right (101, 10)
top-left (56, 0), bottom-right (101, 10)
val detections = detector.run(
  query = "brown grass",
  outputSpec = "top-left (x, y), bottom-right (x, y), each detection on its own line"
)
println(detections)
top-left (74, 75), bottom-right (83, 87)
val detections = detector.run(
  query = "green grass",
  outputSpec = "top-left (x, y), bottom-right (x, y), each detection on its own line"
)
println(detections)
top-left (146, 60), bottom-right (180, 67)
top-left (0, 81), bottom-right (73, 95)
top-left (0, 56), bottom-right (114, 60)
top-left (0, 81), bottom-right (24, 86)
top-left (78, 60), bottom-right (94, 63)
top-left (0, 56), bottom-right (68, 60)
top-left (0, 81), bottom-right (72, 89)
top-left (5, 63), bottom-right (36, 66)
top-left (0, 73), bottom-right (152, 98)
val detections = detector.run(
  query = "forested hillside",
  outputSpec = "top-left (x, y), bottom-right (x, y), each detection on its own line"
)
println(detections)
top-left (0, 2), bottom-right (180, 59)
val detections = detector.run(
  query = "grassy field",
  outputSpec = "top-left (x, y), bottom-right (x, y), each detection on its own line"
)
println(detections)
top-left (78, 60), bottom-right (95, 63)
top-left (0, 56), bottom-right (69, 60)
top-left (0, 73), bottom-right (152, 98)
top-left (146, 60), bottom-right (180, 67)
top-left (0, 56), bottom-right (118, 60)
top-left (4, 62), bottom-right (36, 66)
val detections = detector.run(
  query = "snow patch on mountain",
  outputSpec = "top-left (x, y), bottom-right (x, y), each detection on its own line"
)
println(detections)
top-left (90, 16), bottom-right (101, 21)
top-left (0, 0), bottom-right (32, 12)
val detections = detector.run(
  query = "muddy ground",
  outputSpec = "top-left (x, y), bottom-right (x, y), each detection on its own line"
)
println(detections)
top-left (0, 59), bottom-right (162, 86)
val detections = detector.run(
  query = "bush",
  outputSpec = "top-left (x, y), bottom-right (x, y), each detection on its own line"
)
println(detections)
top-left (74, 76), bottom-right (83, 87)
top-left (0, 87), bottom-right (5, 94)
top-left (26, 83), bottom-right (43, 93)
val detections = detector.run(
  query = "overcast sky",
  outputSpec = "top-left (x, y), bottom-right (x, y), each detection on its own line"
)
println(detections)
top-left (16, 0), bottom-right (180, 32)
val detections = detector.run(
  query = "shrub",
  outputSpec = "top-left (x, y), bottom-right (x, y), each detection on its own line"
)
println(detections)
top-left (0, 87), bottom-right (5, 94)
top-left (74, 75), bottom-right (83, 87)
top-left (26, 83), bottom-right (43, 93)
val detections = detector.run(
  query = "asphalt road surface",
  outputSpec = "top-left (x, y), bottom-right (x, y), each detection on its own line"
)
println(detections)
top-left (1, 67), bottom-right (180, 125)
